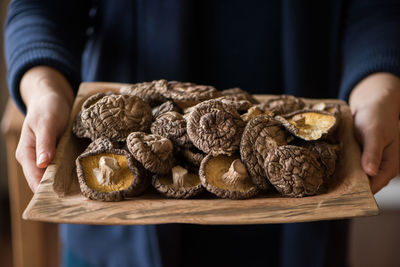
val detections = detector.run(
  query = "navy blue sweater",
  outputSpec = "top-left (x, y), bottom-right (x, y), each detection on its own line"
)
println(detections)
top-left (5, 0), bottom-right (400, 113)
top-left (4, 1), bottom-right (400, 266)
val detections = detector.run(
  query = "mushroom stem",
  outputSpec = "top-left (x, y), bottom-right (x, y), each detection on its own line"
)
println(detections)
top-left (93, 156), bottom-right (121, 186)
top-left (221, 159), bottom-right (249, 187)
top-left (172, 165), bottom-right (188, 189)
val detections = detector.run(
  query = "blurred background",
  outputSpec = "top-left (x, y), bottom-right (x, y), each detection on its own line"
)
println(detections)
top-left (0, 1), bottom-right (399, 267)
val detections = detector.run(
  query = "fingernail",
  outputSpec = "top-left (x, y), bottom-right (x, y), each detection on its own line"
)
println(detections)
top-left (367, 162), bottom-right (378, 176)
top-left (37, 153), bottom-right (49, 166)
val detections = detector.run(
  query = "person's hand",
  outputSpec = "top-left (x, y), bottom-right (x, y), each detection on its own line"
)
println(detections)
top-left (16, 66), bottom-right (74, 192)
top-left (349, 72), bottom-right (400, 194)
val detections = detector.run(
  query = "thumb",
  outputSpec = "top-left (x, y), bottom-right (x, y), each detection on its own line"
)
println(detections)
top-left (359, 127), bottom-right (383, 177)
top-left (35, 118), bottom-right (58, 168)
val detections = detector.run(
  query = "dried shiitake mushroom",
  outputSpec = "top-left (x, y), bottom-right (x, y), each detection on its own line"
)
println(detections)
top-left (240, 106), bottom-right (272, 122)
top-left (152, 165), bottom-right (203, 198)
top-left (308, 102), bottom-right (341, 115)
top-left (120, 79), bottom-right (168, 106)
top-left (265, 145), bottom-right (324, 197)
top-left (216, 96), bottom-right (254, 113)
top-left (276, 109), bottom-right (339, 141)
top-left (126, 132), bottom-right (174, 174)
top-left (80, 93), bottom-right (152, 141)
top-left (84, 137), bottom-right (115, 153)
top-left (152, 101), bottom-right (181, 120)
top-left (240, 114), bottom-right (289, 191)
top-left (221, 87), bottom-right (259, 104)
top-left (187, 99), bottom-right (246, 156)
top-left (72, 111), bottom-right (90, 139)
top-left (199, 154), bottom-right (258, 199)
top-left (150, 111), bottom-right (190, 148)
top-left (181, 146), bottom-right (206, 167)
top-left (76, 148), bottom-right (147, 201)
top-left (258, 95), bottom-right (305, 115)
top-left (159, 81), bottom-right (222, 109)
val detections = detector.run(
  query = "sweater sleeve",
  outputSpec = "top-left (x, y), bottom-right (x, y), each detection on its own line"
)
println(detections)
top-left (4, 0), bottom-right (90, 113)
top-left (339, 0), bottom-right (400, 100)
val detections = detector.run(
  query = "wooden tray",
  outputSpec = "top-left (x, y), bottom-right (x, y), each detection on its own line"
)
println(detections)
top-left (23, 82), bottom-right (379, 225)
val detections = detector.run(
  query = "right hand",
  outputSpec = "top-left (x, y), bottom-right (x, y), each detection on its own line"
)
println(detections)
top-left (16, 66), bottom-right (74, 192)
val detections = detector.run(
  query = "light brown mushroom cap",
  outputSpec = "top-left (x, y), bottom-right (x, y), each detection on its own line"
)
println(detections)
top-left (126, 132), bottom-right (174, 174)
top-left (265, 145), bottom-right (324, 197)
top-left (152, 101), bottom-right (181, 120)
top-left (240, 114), bottom-right (289, 191)
top-left (119, 79), bottom-right (168, 106)
top-left (199, 154), bottom-right (258, 199)
top-left (215, 96), bottom-right (254, 113)
top-left (84, 137), bottom-right (115, 153)
top-left (187, 99), bottom-right (246, 156)
top-left (258, 95), bottom-right (305, 115)
top-left (181, 147), bottom-right (206, 167)
top-left (152, 165), bottom-right (203, 198)
top-left (275, 109), bottom-right (339, 141)
top-left (80, 93), bottom-right (152, 141)
top-left (159, 81), bottom-right (222, 109)
top-left (76, 148), bottom-right (148, 201)
top-left (150, 111), bottom-right (191, 148)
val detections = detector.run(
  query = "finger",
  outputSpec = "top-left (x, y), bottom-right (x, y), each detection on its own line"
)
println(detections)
top-left (370, 139), bottom-right (399, 194)
top-left (16, 123), bottom-right (46, 192)
top-left (35, 116), bottom-right (58, 168)
top-left (359, 126), bottom-right (383, 177)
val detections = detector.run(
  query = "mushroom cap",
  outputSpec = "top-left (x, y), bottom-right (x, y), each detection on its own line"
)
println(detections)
top-left (215, 96), bottom-right (254, 113)
top-left (181, 146), bottom-right (206, 167)
top-left (199, 154), bottom-right (258, 199)
top-left (126, 132), bottom-right (174, 174)
top-left (258, 95), bottom-right (305, 115)
top-left (265, 145), bottom-right (324, 197)
top-left (76, 148), bottom-right (147, 201)
top-left (275, 109), bottom-right (339, 141)
top-left (72, 111), bottom-right (91, 139)
top-left (152, 165), bottom-right (203, 199)
top-left (159, 81), bottom-right (222, 109)
top-left (119, 79), bottom-right (168, 106)
top-left (187, 99), bottom-right (246, 156)
top-left (80, 93), bottom-right (152, 141)
top-left (84, 137), bottom-right (116, 153)
top-left (240, 114), bottom-right (288, 191)
top-left (221, 87), bottom-right (259, 104)
top-left (152, 101), bottom-right (181, 120)
top-left (150, 111), bottom-right (191, 148)
top-left (308, 102), bottom-right (342, 116)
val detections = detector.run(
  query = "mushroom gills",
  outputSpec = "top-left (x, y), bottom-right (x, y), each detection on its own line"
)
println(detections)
top-left (81, 153), bottom-right (133, 192)
top-left (287, 112), bottom-right (336, 140)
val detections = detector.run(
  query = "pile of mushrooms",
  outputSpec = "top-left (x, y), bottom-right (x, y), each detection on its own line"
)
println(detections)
top-left (73, 79), bottom-right (341, 201)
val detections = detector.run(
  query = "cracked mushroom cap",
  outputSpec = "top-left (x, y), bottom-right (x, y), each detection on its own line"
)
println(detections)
top-left (258, 95), bottom-right (305, 115)
top-left (76, 148), bottom-right (148, 201)
top-left (152, 101), bottom-right (181, 120)
top-left (80, 93), bottom-right (152, 141)
top-left (240, 114), bottom-right (289, 191)
top-left (199, 154), bottom-right (258, 199)
top-left (152, 165), bottom-right (203, 198)
top-left (84, 137), bottom-right (116, 153)
top-left (150, 111), bottom-right (191, 148)
top-left (72, 111), bottom-right (91, 139)
top-left (119, 79), bottom-right (168, 106)
top-left (275, 109), bottom-right (339, 141)
top-left (181, 146), bottom-right (206, 167)
top-left (126, 132), bottom-right (174, 174)
top-left (221, 87), bottom-right (259, 104)
top-left (215, 96), bottom-right (254, 113)
top-left (159, 81), bottom-right (222, 109)
top-left (187, 99), bottom-right (246, 156)
top-left (265, 145), bottom-right (324, 197)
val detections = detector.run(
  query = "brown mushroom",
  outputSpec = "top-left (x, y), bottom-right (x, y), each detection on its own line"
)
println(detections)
top-left (84, 137), bottom-right (115, 153)
top-left (258, 95), bottom-right (305, 115)
top-left (181, 146), bottom-right (206, 167)
top-left (215, 96), bottom-right (254, 113)
top-left (186, 99), bottom-right (246, 156)
top-left (221, 87), bottom-right (259, 104)
top-left (152, 165), bottom-right (203, 198)
top-left (152, 101), bottom-right (181, 120)
top-left (275, 109), bottom-right (339, 141)
top-left (150, 111), bottom-right (191, 148)
top-left (80, 93), bottom-right (152, 141)
top-left (264, 145), bottom-right (324, 197)
top-left (76, 148), bottom-right (148, 201)
top-left (159, 81), bottom-right (222, 109)
top-left (119, 79), bottom-right (168, 106)
top-left (199, 154), bottom-right (258, 199)
top-left (240, 114), bottom-right (289, 191)
top-left (72, 111), bottom-right (91, 139)
top-left (126, 132), bottom-right (174, 174)
top-left (309, 102), bottom-right (341, 116)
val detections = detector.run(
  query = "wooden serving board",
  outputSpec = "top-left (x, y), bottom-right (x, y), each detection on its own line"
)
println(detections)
top-left (23, 82), bottom-right (379, 225)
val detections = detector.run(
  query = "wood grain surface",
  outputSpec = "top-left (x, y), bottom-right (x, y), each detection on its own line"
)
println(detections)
top-left (23, 82), bottom-right (379, 225)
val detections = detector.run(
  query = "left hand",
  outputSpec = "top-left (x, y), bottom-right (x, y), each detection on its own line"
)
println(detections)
top-left (349, 72), bottom-right (400, 194)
